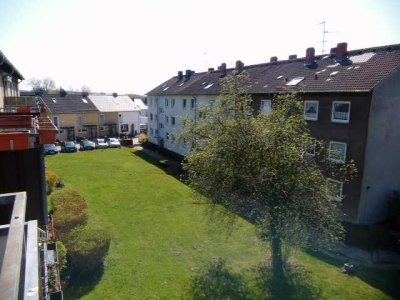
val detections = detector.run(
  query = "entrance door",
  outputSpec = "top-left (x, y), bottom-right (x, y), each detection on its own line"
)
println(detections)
top-left (89, 126), bottom-right (97, 139)
top-left (67, 127), bottom-right (75, 141)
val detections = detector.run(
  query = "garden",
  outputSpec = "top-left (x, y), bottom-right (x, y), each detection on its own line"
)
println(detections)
top-left (46, 148), bottom-right (400, 299)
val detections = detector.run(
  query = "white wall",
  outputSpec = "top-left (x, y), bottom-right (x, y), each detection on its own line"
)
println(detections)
top-left (118, 110), bottom-right (141, 136)
top-left (147, 94), bottom-right (216, 156)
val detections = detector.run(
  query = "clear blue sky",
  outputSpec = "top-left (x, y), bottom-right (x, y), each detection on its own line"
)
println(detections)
top-left (1, 0), bottom-right (399, 94)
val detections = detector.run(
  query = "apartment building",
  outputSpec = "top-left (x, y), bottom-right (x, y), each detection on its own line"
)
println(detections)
top-left (0, 51), bottom-right (23, 108)
top-left (147, 43), bottom-right (400, 225)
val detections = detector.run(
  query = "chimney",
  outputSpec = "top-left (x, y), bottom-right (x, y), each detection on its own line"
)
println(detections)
top-left (289, 54), bottom-right (297, 60)
top-left (330, 47), bottom-right (337, 57)
top-left (208, 67), bottom-right (214, 73)
top-left (304, 47), bottom-right (317, 69)
top-left (219, 63), bottom-right (227, 77)
top-left (305, 47), bottom-right (315, 62)
top-left (113, 92), bottom-right (118, 98)
top-left (270, 56), bottom-right (278, 63)
top-left (235, 60), bottom-right (244, 73)
top-left (82, 91), bottom-right (89, 98)
top-left (336, 42), bottom-right (348, 59)
top-left (185, 69), bottom-right (192, 81)
top-left (177, 71), bottom-right (183, 81)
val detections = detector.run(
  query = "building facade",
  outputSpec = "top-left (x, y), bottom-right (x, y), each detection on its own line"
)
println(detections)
top-left (147, 43), bottom-right (400, 225)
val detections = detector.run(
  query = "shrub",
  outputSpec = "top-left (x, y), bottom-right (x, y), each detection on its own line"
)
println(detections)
top-left (139, 132), bottom-right (148, 144)
top-left (57, 241), bottom-right (68, 272)
top-left (67, 224), bottom-right (111, 273)
top-left (46, 171), bottom-right (59, 194)
top-left (49, 189), bottom-right (86, 212)
top-left (55, 179), bottom-right (65, 188)
top-left (50, 189), bottom-right (88, 238)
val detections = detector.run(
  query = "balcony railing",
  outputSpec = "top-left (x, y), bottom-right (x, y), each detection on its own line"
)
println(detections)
top-left (3, 96), bottom-right (43, 114)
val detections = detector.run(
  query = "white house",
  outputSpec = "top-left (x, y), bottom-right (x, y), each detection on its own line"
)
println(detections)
top-left (89, 94), bottom-right (142, 136)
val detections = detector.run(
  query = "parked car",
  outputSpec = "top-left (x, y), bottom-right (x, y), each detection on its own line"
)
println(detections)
top-left (107, 138), bottom-right (121, 148)
top-left (80, 139), bottom-right (96, 150)
top-left (43, 144), bottom-right (59, 155)
top-left (94, 138), bottom-right (108, 149)
top-left (61, 141), bottom-right (78, 153)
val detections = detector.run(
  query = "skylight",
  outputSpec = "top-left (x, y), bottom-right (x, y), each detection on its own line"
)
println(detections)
top-left (327, 63), bottom-right (339, 68)
top-left (82, 98), bottom-right (88, 104)
top-left (51, 98), bottom-right (57, 103)
top-left (330, 71), bottom-right (339, 77)
top-left (162, 86), bottom-right (170, 91)
top-left (204, 83), bottom-right (214, 90)
top-left (350, 52), bottom-right (375, 64)
top-left (286, 77), bottom-right (305, 86)
top-left (276, 75), bottom-right (283, 79)
top-left (179, 82), bottom-right (185, 86)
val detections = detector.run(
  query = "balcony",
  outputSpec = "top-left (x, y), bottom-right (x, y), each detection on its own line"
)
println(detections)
top-left (3, 96), bottom-right (44, 114)
top-left (0, 113), bottom-right (57, 151)
top-left (0, 192), bottom-right (63, 300)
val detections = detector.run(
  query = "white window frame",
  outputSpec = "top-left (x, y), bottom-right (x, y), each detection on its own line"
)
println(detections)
top-left (329, 141), bottom-right (347, 163)
top-left (304, 100), bottom-right (319, 121)
top-left (172, 99), bottom-right (175, 108)
top-left (327, 178), bottom-right (343, 201)
top-left (331, 101), bottom-right (351, 123)
top-left (171, 116), bottom-right (176, 126)
top-left (183, 99), bottom-right (187, 109)
top-left (261, 100), bottom-right (272, 114)
top-left (165, 98), bottom-right (169, 107)
top-left (191, 98), bottom-right (195, 110)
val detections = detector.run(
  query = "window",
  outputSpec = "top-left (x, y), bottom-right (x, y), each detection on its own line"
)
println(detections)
top-left (171, 117), bottom-right (176, 125)
top-left (53, 116), bottom-right (59, 127)
top-left (121, 124), bottom-right (129, 132)
top-left (99, 114), bottom-right (105, 125)
top-left (159, 123), bottom-right (164, 129)
top-left (159, 107), bottom-right (163, 114)
top-left (166, 132), bottom-right (169, 139)
top-left (329, 141), bottom-right (347, 163)
top-left (150, 99), bottom-right (153, 106)
top-left (150, 113), bottom-right (153, 121)
top-left (191, 99), bottom-right (195, 109)
top-left (165, 116), bottom-right (169, 124)
top-left (303, 139), bottom-right (316, 156)
top-left (172, 99), bottom-right (175, 108)
top-left (261, 100), bottom-right (272, 114)
top-left (171, 134), bottom-right (175, 142)
top-left (183, 99), bottom-right (187, 109)
top-left (77, 116), bottom-right (83, 126)
top-left (150, 128), bottom-right (153, 136)
top-left (286, 77), bottom-right (305, 86)
top-left (327, 178), bottom-right (343, 201)
top-left (304, 101), bottom-right (319, 121)
top-left (165, 99), bottom-right (169, 107)
top-left (332, 101), bottom-right (350, 123)
top-left (155, 129), bottom-right (159, 136)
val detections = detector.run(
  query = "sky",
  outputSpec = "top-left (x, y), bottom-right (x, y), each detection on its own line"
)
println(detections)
top-left (0, 0), bottom-right (399, 95)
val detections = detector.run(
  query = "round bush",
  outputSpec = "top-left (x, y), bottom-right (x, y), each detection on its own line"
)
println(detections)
top-left (46, 171), bottom-right (59, 194)
top-left (56, 241), bottom-right (68, 272)
top-left (67, 224), bottom-right (111, 273)
top-left (50, 189), bottom-right (88, 238)
top-left (49, 189), bottom-right (86, 212)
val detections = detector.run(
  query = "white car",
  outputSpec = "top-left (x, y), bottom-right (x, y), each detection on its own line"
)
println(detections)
top-left (107, 138), bottom-right (121, 148)
top-left (94, 138), bottom-right (109, 149)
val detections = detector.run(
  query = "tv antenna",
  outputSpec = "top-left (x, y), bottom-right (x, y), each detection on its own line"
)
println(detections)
top-left (317, 21), bottom-right (336, 55)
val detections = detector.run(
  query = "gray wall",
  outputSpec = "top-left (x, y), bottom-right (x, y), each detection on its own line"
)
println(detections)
top-left (358, 66), bottom-right (400, 224)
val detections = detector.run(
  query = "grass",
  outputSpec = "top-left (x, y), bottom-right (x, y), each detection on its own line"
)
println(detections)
top-left (46, 148), bottom-right (400, 299)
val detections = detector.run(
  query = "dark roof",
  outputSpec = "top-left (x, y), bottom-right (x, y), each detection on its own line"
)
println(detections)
top-left (0, 51), bottom-right (24, 80)
top-left (40, 94), bottom-right (99, 114)
top-left (147, 43), bottom-right (400, 96)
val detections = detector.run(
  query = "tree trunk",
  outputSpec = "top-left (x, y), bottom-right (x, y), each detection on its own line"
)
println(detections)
top-left (270, 223), bottom-right (283, 275)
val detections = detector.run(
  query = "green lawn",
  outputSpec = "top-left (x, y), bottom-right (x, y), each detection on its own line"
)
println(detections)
top-left (46, 148), bottom-right (399, 299)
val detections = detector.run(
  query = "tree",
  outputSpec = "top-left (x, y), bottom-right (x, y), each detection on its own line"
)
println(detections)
top-left (181, 72), bottom-right (355, 277)
top-left (27, 76), bottom-right (56, 95)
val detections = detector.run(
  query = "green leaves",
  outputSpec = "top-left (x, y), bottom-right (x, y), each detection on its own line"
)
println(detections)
top-left (181, 72), bottom-right (356, 263)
